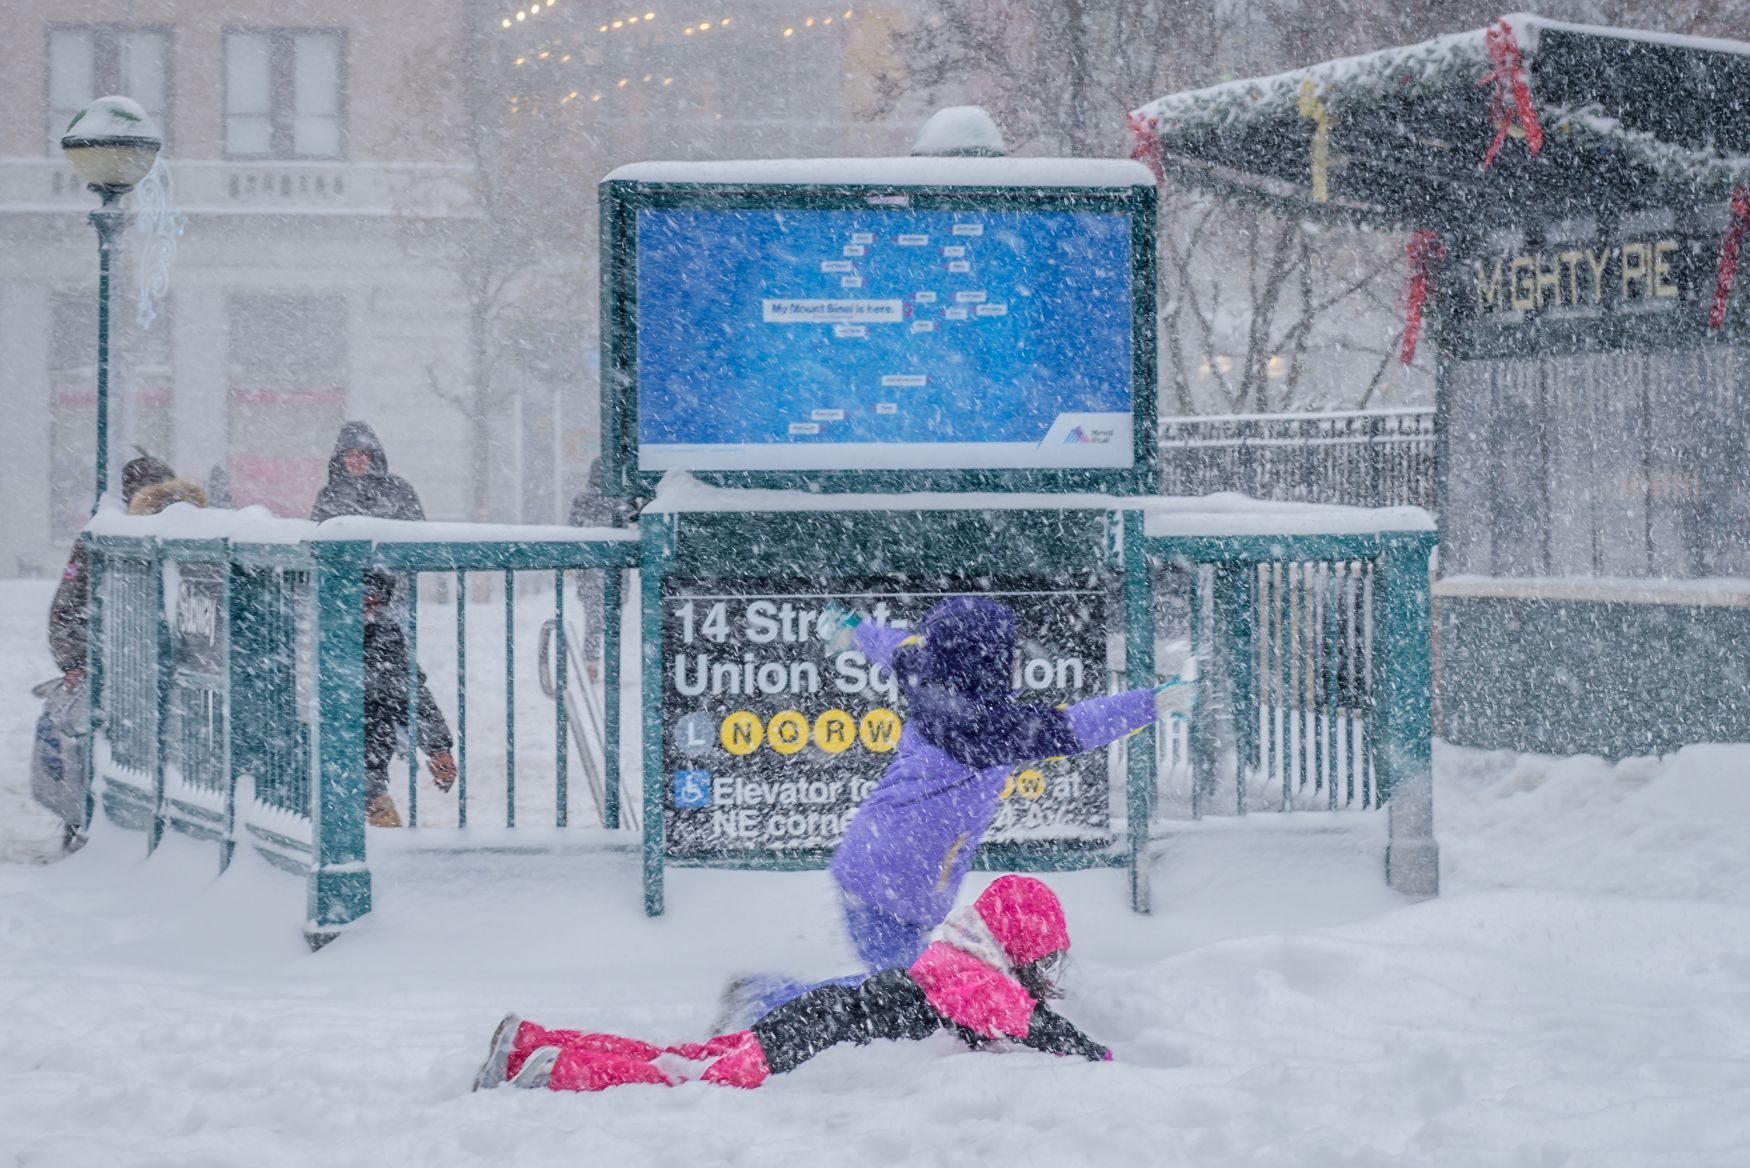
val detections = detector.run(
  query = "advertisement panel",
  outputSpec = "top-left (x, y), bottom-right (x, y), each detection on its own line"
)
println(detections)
top-left (635, 207), bottom-right (1135, 472)
top-left (660, 576), bottom-right (1116, 857)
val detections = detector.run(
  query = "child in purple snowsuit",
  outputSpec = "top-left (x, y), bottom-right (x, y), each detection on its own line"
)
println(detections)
top-left (823, 596), bottom-right (1162, 972)
top-left (722, 597), bottom-right (1172, 1026)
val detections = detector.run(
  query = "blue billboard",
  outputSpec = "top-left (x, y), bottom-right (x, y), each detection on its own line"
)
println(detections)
top-left (634, 207), bottom-right (1136, 472)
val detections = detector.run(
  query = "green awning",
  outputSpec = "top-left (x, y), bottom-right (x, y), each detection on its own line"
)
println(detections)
top-left (1130, 15), bottom-right (1750, 229)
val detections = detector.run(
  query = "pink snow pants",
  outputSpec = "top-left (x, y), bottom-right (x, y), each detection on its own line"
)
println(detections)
top-left (509, 1021), bottom-right (752, 1092)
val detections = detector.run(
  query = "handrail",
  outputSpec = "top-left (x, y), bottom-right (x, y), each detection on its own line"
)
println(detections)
top-left (538, 614), bottom-right (632, 830)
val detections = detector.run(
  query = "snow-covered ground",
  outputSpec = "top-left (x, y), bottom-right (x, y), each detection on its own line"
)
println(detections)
top-left (3, 577), bottom-right (1749, 1166)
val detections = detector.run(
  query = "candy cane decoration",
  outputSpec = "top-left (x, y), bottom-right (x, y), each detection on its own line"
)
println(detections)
top-left (1709, 185), bottom-right (1750, 330)
top-left (1401, 229), bottom-right (1446, 365)
top-left (1479, 19), bottom-right (1544, 171)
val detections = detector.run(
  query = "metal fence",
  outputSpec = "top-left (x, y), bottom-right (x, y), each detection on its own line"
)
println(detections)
top-left (82, 519), bottom-right (638, 939)
top-left (1155, 559), bottom-right (1379, 820)
top-left (1159, 407), bottom-right (1436, 511)
top-left (81, 505), bottom-right (1436, 943)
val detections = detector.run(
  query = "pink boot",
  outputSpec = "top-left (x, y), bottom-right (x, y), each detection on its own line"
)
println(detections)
top-left (507, 1021), bottom-right (664, 1079)
top-left (700, 1031), bottom-right (771, 1089)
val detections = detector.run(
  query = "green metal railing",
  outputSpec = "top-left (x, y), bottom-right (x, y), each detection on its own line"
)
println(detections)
top-left (81, 518), bottom-right (639, 947)
top-left (79, 505), bottom-right (1433, 944)
top-left (1158, 558), bottom-right (1380, 817)
top-left (1138, 520), bottom-right (1439, 900)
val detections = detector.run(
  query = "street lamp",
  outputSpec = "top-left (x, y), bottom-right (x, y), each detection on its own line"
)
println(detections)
top-left (60, 96), bottom-right (161, 512)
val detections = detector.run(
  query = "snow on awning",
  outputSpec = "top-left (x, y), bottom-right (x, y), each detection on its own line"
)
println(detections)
top-left (1128, 14), bottom-right (1750, 228)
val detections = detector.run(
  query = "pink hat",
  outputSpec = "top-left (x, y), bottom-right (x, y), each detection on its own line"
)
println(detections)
top-left (974, 876), bottom-right (1070, 966)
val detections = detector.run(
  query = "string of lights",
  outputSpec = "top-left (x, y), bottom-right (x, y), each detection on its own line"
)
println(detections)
top-left (500, 5), bottom-right (855, 39)
top-left (503, 5), bottom-right (860, 115)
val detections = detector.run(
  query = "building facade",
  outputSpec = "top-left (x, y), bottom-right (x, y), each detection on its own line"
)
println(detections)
top-left (0, 0), bottom-right (909, 577)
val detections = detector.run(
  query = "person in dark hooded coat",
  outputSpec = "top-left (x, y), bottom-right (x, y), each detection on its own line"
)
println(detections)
top-left (310, 421), bottom-right (426, 522)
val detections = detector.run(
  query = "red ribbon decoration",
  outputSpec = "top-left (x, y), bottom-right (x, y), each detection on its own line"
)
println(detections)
top-left (1479, 19), bottom-right (1544, 171)
top-left (1127, 111), bottom-right (1165, 184)
top-left (1709, 185), bottom-right (1750, 330)
top-left (1401, 229), bottom-right (1445, 366)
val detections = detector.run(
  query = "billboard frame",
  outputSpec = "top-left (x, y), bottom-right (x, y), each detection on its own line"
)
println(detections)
top-left (600, 175), bottom-right (1158, 499)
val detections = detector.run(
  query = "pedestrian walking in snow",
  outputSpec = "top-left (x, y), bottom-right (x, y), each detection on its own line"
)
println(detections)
top-left (361, 571), bottom-right (456, 827)
top-left (37, 456), bottom-right (204, 849)
top-left (46, 454), bottom-right (175, 684)
top-left (310, 421), bottom-right (425, 522)
top-left (471, 876), bottom-right (1110, 1093)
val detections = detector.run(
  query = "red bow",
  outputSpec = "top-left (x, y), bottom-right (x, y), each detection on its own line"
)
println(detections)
top-left (1127, 111), bottom-right (1165, 185)
top-left (1709, 185), bottom-right (1750, 330)
top-left (1479, 20), bottom-right (1543, 171)
top-left (1401, 229), bottom-right (1445, 366)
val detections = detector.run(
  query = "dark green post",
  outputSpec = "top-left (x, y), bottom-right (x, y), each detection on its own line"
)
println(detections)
top-left (602, 566), bottom-right (623, 829)
top-left (148, 549), bottom-right (171, 854)
top-left (89, 198), bottom-right (122, 514)
top-left (306, 539), bottom-right (372, 949)
top-left (1214, 562), bottom-right (1257, 814)
top-left (1122, 509), bottom-right (1154, 913)
top-left (504, 569), bottom-right (516, 828)
top-left (83, 537), bottom-right (105, 834)
top-left (455, 569), bottom-right (468, 828)
top-left (405, 577), bottom-right (420, 827)
top-left (553, 570), bottom-right (568, 827)
top-left (1187, 566), bottom-right (1215, 817)
top-left (641, 516), bottom-right (670, 916)
top-left (1376, 532), bottom-right (1438, 897)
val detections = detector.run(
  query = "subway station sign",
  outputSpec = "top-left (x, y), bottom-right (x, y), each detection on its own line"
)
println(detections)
top-left (660, 576), bottom-right (1115, 856)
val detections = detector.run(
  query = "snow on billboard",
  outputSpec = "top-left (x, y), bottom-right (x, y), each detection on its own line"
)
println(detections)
top-left (634, 208), bottom-right (1135, 471)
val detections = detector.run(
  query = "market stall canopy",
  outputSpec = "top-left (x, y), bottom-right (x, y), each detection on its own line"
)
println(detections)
top-left (1128, 15), bottom-right (1750, 229)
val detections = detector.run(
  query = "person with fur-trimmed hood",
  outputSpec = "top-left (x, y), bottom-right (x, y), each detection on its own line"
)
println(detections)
top-left (470, 876), bottom-right (1109, 1092)
top-left (47, 454), bottom-right (186, 681)
top-left (38, 457), bottom-right (205, 849)
top-left (310, 421), bottom-right (425, 523)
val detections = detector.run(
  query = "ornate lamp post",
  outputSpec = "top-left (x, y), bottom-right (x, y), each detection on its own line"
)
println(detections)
top-left (60, 96), bottom-right (161, 512)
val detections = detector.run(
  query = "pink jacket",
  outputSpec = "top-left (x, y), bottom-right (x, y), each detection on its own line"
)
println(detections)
top-left (906, 873), bottom-right (1073, 1039)
top-left (907, 940), bottom-right (1036, 1039)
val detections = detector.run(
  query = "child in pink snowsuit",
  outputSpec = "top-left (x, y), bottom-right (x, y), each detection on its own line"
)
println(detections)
top-left (471, 876), bottom-right (1109, 1092)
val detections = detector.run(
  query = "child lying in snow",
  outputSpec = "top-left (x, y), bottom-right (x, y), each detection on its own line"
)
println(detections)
top-left (471, 876), bottom-right (1109, 1092)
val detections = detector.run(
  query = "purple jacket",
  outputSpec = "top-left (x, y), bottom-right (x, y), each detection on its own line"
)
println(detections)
top-left (830, 599), bottom-right (1154, 927)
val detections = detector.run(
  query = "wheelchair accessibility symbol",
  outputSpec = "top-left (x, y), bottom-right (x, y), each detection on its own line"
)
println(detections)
top-left (673, 769), bottom-right (712, 808)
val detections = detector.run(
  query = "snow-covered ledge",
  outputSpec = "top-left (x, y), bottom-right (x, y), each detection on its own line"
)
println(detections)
top-left (644, 470), bottom-right (1435, 538)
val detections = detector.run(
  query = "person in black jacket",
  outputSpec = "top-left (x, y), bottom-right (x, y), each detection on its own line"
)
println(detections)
top-left (311, 421), bottom-right (425, 522)
top-left (362, 572), bottom-right (456, 827)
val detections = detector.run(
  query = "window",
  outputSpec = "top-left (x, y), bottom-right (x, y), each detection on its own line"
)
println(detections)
top-left (227, 292), bottom-right (348, 517)
top-left (224, 29), bottom-right (345, 159)
top-left (47, 25), bottom-right (172, 150)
